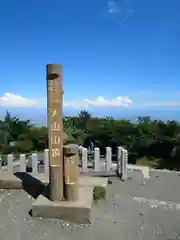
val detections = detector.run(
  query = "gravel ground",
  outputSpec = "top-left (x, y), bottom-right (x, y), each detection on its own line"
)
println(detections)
top-left (0, 170), bottom-right (180, 240)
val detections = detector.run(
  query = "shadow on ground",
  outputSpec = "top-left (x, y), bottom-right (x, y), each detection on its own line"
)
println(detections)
top-left (14, 172), bottom-right (49, 199)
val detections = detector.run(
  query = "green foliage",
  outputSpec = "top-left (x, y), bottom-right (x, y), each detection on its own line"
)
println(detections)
top-left (14, 140), bottom-right (33, 153)
top-left (0, 110), bottom-right (180, 170)
top-left (136, 157), bottom-right (158, 168)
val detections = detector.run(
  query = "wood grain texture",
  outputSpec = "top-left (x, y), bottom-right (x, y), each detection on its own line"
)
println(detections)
top-left (46, 64), bottom-right (64, 201)
top-left (64, 152), bottom-right (79, 201)
top-left (49, 166), bottom-right (64, 201)
top-left (64, 182), bottom-right (78, 201)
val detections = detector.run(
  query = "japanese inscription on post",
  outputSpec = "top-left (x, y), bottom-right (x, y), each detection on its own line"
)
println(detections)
top-left (64, 155), bottom-right (78, 184)
top-left (47, 65), bottom-right (63, 167)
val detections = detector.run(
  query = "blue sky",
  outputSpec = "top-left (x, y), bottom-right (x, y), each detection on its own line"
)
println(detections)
top-left (0, 0), bottom-right (180, 122)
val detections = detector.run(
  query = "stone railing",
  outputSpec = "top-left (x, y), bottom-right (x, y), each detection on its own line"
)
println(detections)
top-left (0, 146), bottom-right (128, 179)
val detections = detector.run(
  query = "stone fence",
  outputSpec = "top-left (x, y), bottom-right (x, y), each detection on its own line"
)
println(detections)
top-left (0, 146), bottom-right (128, 179)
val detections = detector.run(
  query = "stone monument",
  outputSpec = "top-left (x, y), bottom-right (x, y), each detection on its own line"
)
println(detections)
top-left (31, 64), bottom-right (108, 223)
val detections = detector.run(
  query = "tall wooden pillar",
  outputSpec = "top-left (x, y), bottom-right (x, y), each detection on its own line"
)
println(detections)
top-left (46, 64), bottom-right (64, 201)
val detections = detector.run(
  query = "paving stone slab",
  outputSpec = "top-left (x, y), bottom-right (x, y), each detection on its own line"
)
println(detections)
top-left (79, 175), bottom-right (108, 199)
top-left (30, 173), bottom-right (108, 199)
top-left (0, 172), bottom-right (108, 200)
top-left (0, 171), bottom-right (22, 189)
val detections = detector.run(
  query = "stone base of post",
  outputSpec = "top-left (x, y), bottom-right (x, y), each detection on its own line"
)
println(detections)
top-left (49, 165), bottom-right (64, 201)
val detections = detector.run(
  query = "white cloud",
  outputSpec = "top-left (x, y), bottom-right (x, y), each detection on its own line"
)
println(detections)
top-left (108, 0), bottom-right (119, 14)
top-left (0, 93), bottom-right (39, 107)
top-left (1, 92), bottom-right (180, 109)
top-left (0, 92), bottom-right (132, 109)
top-left (107, 0), bottom-right (134, 21)
top-left (64, 96), bottom-right (132, 109)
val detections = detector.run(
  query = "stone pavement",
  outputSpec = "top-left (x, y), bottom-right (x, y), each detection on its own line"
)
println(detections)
top-left (0, 170), bottom-right (180, 240)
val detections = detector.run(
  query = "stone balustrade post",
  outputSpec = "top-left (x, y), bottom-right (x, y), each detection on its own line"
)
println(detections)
top-left (82, 147), bottom-right (88, 172)
top-left (105, 146), bottom-right (112, 171)
top-left (117, 146), bottom-right (123, 178)
top-left (94, 148), bottom-right (100, 171)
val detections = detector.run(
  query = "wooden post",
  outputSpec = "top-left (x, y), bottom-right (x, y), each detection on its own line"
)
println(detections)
top-left (63, 144), bottom-right (79, 201)
top-left (46, 64), bottom-right (64, 201)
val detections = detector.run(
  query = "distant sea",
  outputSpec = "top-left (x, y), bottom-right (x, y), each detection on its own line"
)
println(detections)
top-left (0, 107), bottom-right (179, 125)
